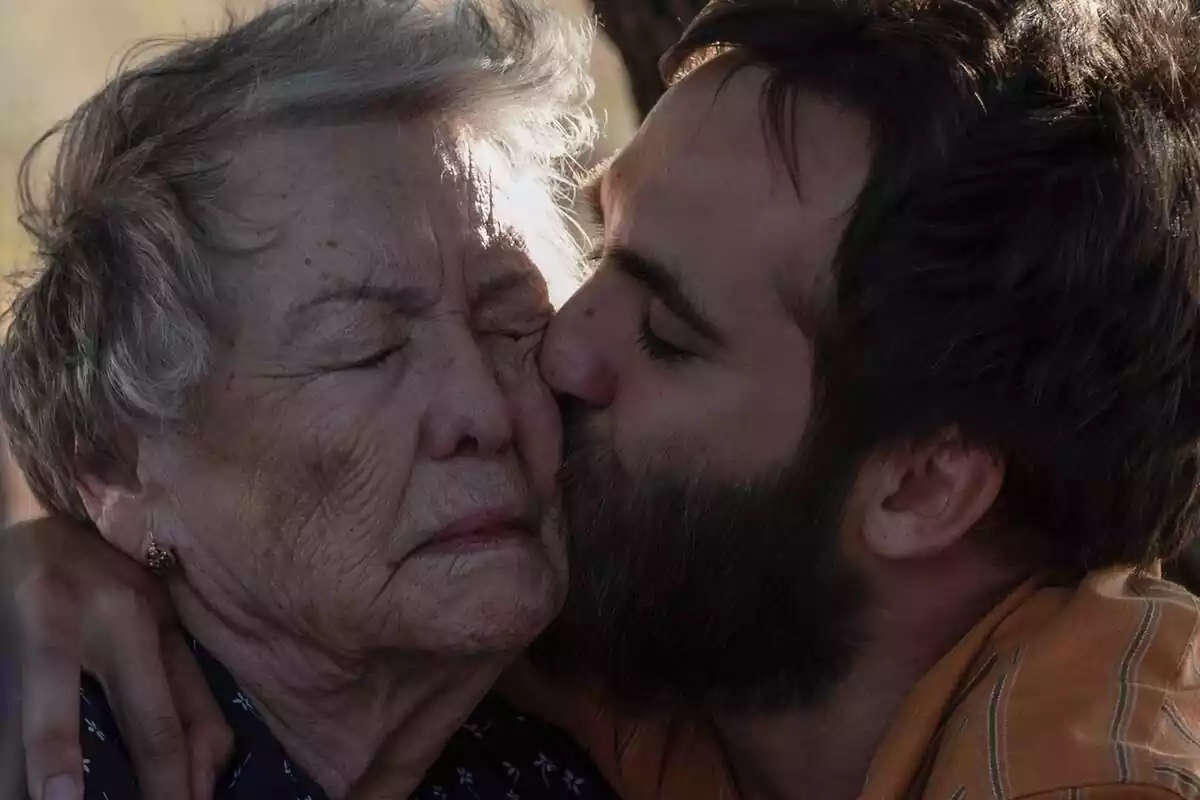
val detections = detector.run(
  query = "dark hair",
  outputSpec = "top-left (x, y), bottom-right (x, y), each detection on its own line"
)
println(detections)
top-left (664, 0), bottom-right (1200, 574)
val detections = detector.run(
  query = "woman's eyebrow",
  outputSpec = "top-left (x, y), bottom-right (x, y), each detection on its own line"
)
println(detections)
top-left (284, 283), bottom-right (439, 335)
top-left (578, 156), bottom-right (615, 227)
top-left (472, 270), bottom-right (544, 307)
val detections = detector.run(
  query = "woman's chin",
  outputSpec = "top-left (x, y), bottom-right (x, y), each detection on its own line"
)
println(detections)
top-left (384, 542), bottom-right (567, 655)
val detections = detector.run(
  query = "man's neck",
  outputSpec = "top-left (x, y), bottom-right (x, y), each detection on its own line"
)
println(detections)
top-left (715, 555), bottom-right (1028, 800)
top-left (714, 648), bottom-right (931, 800)
top-left (170, 581), bottom-right (508, 799)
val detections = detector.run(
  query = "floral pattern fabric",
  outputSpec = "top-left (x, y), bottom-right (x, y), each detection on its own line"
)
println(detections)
top-left (79, 637), bottom-right (618, 800)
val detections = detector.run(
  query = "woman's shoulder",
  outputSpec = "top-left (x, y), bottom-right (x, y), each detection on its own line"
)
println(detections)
top-left (78, 646), bottom-right (621, 800)
top-left (79, 652), bottom-right (330, 800)
top-left (418, 692), bottom-right (620, 800)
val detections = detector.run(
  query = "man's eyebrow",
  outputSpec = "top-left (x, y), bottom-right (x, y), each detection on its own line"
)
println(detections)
top-left (607, 246), bottom-right (725, 347)
top-left (285, 283), bottom-right (438, 329)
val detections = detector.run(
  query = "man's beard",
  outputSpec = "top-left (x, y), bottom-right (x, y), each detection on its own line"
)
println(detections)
top-left (530, 403), bottom-right (872, 716)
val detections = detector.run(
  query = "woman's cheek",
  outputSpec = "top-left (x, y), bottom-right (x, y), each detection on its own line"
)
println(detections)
top-left (491, 334), bottom-right (561, 499)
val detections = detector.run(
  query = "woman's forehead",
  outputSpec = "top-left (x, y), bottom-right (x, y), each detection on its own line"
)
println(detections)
top-left (221, 122), bottom-right (509, 236)
top-left (210, 122), bottom-right (555, 314)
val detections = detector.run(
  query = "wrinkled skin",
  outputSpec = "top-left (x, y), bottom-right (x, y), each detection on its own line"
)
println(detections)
top-left (96, 122), bottom-right (567, 661)
top-left (5, 119), bottom-right (572, 800)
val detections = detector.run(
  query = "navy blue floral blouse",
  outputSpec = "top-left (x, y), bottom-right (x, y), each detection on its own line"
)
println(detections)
top-left (79, 637), bottom-right (617, 799)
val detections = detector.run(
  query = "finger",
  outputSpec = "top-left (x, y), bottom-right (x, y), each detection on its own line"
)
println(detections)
top-left (92, 589), bottom-right (191, 800)
top-left (14, 572), bottom-right (84, 800)
top-left (161, 632), bottom-right (233, 799)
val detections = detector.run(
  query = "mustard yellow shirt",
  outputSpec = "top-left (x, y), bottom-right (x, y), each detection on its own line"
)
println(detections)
top-left (505, 568), bottom-right (1200, 799)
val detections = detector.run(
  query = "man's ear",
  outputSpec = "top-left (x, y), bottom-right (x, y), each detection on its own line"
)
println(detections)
top-left (860, 432), bottom-right (1004, 560)
top-left (76, 436), bottom-right (151, 562)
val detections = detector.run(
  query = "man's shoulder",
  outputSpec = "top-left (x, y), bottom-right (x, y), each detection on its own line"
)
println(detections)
top-left (497, 662), bottom-right (737, 800)
top-left (924, 571), bottom-right (1200, 799)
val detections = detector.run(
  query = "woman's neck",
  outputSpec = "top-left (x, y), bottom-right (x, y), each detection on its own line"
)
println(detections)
top-left (170, 580), bottom-right (512, 799)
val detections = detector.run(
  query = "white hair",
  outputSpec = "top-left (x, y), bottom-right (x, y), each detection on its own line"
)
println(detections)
top-left (1, 0), bottom-right (596, 519)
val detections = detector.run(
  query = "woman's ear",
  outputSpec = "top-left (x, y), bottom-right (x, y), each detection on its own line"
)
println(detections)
top-left (76, 437), bottom-right (150, 562)
top-left (859, 433), bottom-right (1004, 560)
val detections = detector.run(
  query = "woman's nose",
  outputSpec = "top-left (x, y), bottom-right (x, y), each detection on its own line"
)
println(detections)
top-left (540, 292), bottom-right (617, 409)
top-left (423, 345), bottom-right (515, 460)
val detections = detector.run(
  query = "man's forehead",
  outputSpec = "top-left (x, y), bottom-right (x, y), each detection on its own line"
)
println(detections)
top-left (618, 61), bottom-right (869, 207)
top-left (591, 62), bottom-right (870, 326)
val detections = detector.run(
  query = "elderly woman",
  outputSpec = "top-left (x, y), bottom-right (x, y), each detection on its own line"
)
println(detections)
top-left (0, 1), bottom-right (615, 798)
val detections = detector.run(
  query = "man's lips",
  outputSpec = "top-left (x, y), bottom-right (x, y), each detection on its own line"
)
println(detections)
top-left (414, 509), bottom-right (536, 555)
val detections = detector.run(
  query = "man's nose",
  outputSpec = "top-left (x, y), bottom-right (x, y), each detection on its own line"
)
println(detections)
top-left (540, 291), bottom-right (618, 409)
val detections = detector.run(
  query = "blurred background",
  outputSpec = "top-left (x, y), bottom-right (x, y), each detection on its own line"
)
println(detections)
top-left (0, 0), bottom-right (720, 282)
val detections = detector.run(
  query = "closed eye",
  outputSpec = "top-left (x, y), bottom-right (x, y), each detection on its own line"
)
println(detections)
top-left (338, 346), bottom-right (404, 370)
top-left (637, 316), bottom-right (694, 363)
top-left (476, 313), bottom-right (551, 341)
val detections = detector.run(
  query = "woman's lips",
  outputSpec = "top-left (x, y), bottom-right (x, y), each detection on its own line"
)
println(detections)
top-left (413, 509), bottom-right (536, 555)
top-left (414, 524), bottom-right (535, 554)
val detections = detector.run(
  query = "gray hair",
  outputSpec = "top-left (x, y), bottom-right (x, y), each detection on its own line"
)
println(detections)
top-left (1, 0), bottom-right (596, 520)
